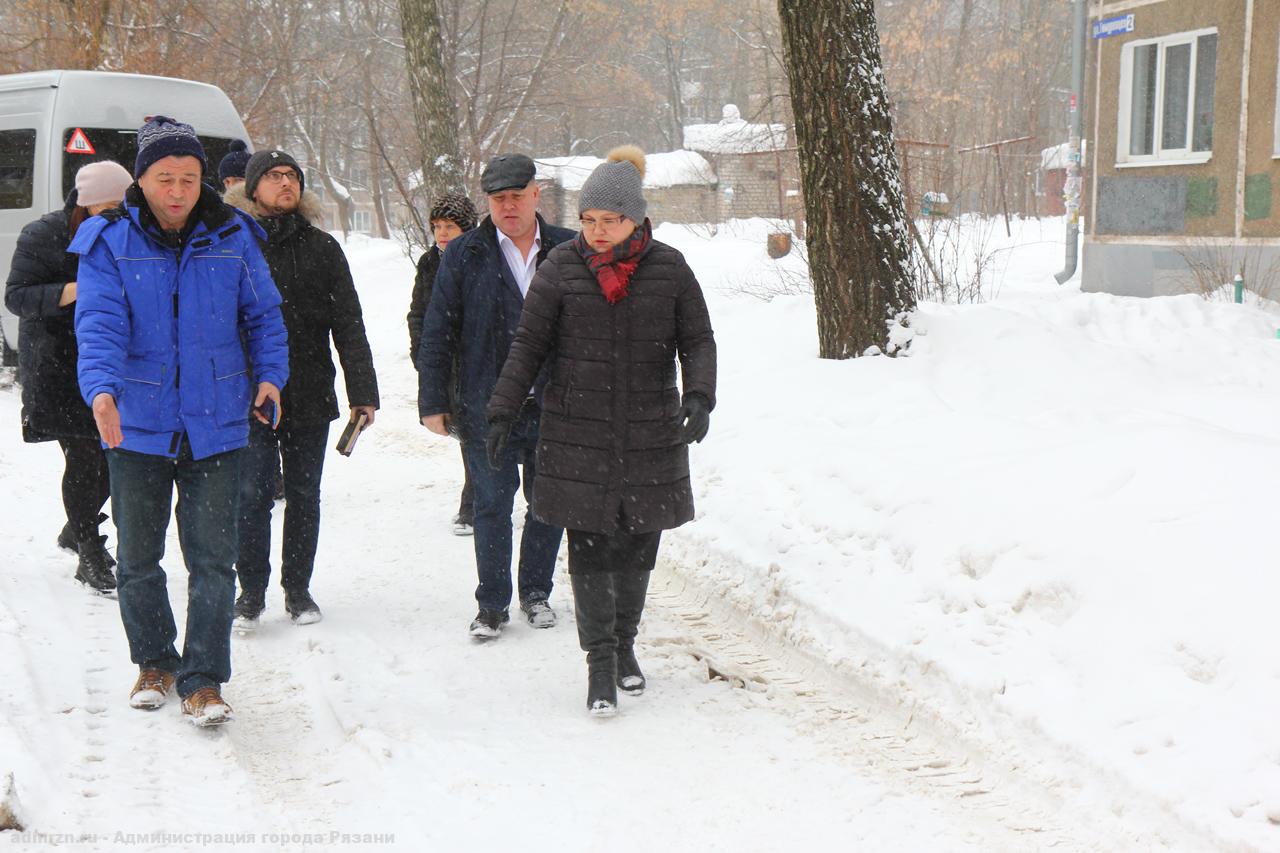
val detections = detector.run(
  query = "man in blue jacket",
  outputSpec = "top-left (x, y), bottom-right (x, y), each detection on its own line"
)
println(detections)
top-left (417, 154), bottom-right (573, 639)
top-left (72, 116), bottom-right (289, 727)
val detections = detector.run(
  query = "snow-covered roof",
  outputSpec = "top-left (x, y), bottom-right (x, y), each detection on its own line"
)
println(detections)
top-left (683, 104), bottom-right (787, 155)
top-left (535, 150), bottom-right (716, 190)
top-left (1040, 142), bottom-right (1071, 172)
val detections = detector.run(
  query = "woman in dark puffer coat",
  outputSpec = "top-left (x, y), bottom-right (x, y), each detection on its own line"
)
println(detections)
top-left (3, 160), bottom-right (134, 593)
top-left (407, 192), bottom-right (479, 535)
top-left (487, 146), bottom-right (717, 716)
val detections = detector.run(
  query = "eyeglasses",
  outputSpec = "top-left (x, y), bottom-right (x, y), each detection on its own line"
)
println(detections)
top-left (262, 169), bottom-right (300, 185)
top-left (579, 215), bottom-right (626, 230)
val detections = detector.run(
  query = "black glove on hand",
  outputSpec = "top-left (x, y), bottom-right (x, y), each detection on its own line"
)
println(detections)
top-left (676, 392), bottom-right (711, 444)
top-left (486, 416), bottom-right (514, 469)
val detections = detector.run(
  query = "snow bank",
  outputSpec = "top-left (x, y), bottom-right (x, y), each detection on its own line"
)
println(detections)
top-left (655, 215), bottom-right (1280, 850)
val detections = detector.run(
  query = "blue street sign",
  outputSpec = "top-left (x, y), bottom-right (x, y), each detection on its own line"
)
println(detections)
top-left (1093, 14), bottom-right (1136, 39)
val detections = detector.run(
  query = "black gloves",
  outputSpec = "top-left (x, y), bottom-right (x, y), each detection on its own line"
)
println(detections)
top-left (486, 416), bottom-right (513, 469)
top-left (676, 392), bottom-right (710, 444)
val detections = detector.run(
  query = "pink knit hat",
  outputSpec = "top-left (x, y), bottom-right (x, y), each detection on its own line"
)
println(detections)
top-left (74, 160), bottom-right (133, 207)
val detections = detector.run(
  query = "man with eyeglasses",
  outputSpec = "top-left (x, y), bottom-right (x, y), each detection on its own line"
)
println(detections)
top-left (417, 153), bottom-right (573, 640)
top-left (227, 149), bottom-right (379, 628)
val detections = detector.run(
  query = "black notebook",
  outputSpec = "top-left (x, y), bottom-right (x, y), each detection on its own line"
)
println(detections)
top-left (335, 412), bottom-right (369, 456)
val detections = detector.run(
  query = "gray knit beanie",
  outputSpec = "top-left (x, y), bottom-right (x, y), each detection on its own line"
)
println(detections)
top-left (578, 145), bottom-right (647, 224)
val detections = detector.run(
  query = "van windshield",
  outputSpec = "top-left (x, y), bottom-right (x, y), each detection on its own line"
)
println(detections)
top-left (60, 128), bottom-right (238, 199)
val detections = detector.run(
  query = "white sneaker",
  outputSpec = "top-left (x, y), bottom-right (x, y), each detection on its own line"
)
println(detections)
top-left (451, 515), bottom-right (474, 536)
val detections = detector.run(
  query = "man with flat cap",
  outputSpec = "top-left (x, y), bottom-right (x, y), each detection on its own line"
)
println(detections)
top-left (417, 154), bottom-right (573, 640)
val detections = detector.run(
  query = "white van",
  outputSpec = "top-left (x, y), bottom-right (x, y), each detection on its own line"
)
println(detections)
top-left (0, 70), bottom-right (250, 364)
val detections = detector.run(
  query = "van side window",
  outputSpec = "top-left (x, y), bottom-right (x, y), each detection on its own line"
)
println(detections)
top-left (0, 129), bottom-right (37, 210)
top-left (59, 128), bottom-right (236, 198)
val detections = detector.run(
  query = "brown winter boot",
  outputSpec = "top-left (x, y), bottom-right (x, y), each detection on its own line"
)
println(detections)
top-left (181, 687), bottom-right (233, 727)
top-left (128, 669), bottom-right (175, 710)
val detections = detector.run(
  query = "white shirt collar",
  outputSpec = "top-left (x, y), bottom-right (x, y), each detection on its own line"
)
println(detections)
top-left (496, 220), bottom-right (541, 261)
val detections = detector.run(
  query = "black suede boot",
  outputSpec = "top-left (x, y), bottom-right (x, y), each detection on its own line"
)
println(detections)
top-left (572, 572), bottom-right (619, 717)
top-left (74, 535), bottom-right (116, 594)
top-left (614, 570), bottom-right (651, 695)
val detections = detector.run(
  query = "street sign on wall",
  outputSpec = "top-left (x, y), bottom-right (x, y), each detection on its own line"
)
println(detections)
top-left (1093, 14), bottom-right (1136, 39)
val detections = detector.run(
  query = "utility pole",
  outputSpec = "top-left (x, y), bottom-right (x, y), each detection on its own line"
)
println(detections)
top-left (1055, 0), bottom-right (1087, 284)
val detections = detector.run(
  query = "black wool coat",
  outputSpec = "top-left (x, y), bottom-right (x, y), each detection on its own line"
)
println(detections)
top-left (406, 245), bottom-right (441, 365)
top-left (3, 195), bottom-right (97, 441)
top-left (229, 187), bottom-right (379, 427)
top-left (488, 239), bottom-right (717, 535)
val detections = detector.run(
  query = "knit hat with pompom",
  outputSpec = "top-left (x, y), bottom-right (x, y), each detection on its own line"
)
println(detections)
top-left (218, 139), bottom-right (251, 183)
top-left (578, 145), bottom-right (647, 225)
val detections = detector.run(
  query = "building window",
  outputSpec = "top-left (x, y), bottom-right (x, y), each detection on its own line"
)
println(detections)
top-left (0, 129), bottom-right (37, 209)
top-left (352, 209), bottom-right (372, 233)
top-left (1118, 29), bottom-right (1216, 164)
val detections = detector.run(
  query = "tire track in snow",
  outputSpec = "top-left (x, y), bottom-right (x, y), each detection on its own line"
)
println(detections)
top-left (644, 556), bottom-right (1222, 852)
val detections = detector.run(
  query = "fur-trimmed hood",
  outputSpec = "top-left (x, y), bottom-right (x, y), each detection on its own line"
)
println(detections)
top-left (223, 182), bottom-right (325, 225)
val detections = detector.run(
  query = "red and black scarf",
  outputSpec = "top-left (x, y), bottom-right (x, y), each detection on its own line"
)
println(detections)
top-left (574, 218), bottom-right (652, 304)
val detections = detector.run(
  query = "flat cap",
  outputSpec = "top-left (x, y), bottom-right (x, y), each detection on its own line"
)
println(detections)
top-left (481, 153), bottom-right (536, 194)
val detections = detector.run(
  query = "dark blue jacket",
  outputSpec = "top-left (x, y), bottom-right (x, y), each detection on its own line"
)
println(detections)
top-left (71, 184), bottom-right (289, 460)
top-left (416, 214), bottom-right (574, 441)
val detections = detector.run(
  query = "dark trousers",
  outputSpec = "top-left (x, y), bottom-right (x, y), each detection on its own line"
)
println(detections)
top-left (460, 405), bottom-right (562, 612)
top-left (106, 440), bottom-right (241, 698)
top-left (57, 437), bottom-right (110, 543)
top-left (456, 443), bottom-right (474, 523)
top-left (236, 419), bottom-right (329, 596)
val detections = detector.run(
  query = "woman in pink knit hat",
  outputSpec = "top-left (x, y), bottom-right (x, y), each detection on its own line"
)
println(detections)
top-left (3, 159), bottom-right (132, 594)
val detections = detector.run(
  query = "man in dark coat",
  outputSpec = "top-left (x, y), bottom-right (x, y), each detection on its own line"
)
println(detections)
top-left (4, 159), bottom-right (133, 592)
top-left (226, 149), bottom-right (379, 627)
top-left (416, 153), bottom-right (573, 639)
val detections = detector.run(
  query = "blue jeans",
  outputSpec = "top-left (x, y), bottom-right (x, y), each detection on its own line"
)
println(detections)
top-left (106, 440), bottom-right (242, 698)
top-left (461, 405), bottom-right (563, 612)
top-left (236, 419), bottom-right (329, 595)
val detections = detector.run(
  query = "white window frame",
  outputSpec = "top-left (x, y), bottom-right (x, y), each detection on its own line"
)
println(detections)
top-left (1116, 26), bottom-right (1217, 167)
top-left (1273, 30), bottom-right (1280, 157)
top-left (351, 209), bottom-right (372, 233)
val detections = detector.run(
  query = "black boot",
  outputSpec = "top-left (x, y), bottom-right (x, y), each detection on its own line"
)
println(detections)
top-left (572, 573), bottom-right (619, 717)
top-left (74, 536), bottom-right (116, 594)
top-left (61, 512), bottom-right (115, 568)
top-left (614, 570), bottom-right (650, 694)
top-left (234, 587), bottom-right (266, 626)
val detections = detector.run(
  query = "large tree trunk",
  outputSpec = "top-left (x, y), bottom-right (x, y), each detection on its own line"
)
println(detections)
top-left (399, 0), bottom-right (464, 234)
top-left (777, 0), bottom-right (916, 358)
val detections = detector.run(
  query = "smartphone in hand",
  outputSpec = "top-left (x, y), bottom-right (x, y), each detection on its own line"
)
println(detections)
top-left (254, 399), bottom-right (277, 428)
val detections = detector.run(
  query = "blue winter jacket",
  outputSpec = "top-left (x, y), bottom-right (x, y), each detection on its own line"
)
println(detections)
top-left (416, 214), bottom-right (574, 442)
top-left (71, 184), bottom-right (289, 460)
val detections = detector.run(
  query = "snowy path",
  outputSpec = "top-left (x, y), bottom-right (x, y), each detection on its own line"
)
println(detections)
top-left (0, 395), bottom-right (1034, 852)
top-left (0, 402), bottom-right (1205, 851)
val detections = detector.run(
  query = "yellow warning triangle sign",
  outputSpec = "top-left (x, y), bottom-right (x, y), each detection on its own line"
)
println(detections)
top-left (65, 128), bottom-right (96, 155)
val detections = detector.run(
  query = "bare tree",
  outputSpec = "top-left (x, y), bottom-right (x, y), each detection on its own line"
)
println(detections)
top-left (400, 0), bottom-right (464, 210)
top-left (777, 0), bottom-right (915, 358)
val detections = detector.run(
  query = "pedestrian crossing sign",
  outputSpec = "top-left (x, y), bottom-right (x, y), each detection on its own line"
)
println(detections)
top-left (66, 128), bottom-right (96, 155)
